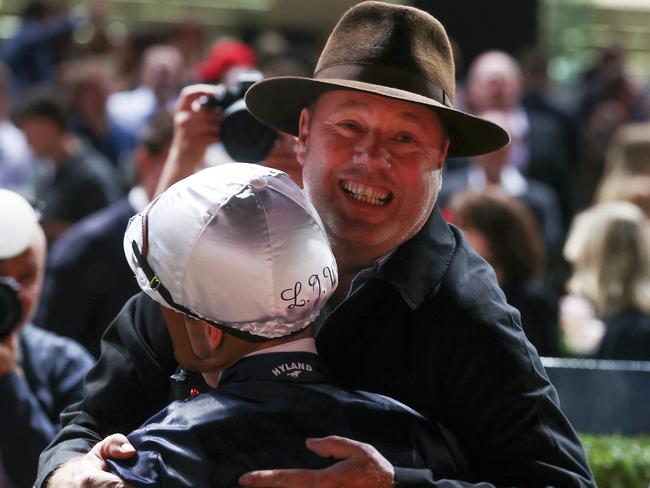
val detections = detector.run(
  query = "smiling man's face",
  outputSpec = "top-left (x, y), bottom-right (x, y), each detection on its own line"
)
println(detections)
top-left (296, 90), bottom-right (448, 266)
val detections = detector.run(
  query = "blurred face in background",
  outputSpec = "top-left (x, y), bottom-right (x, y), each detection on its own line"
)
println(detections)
top-left (75, 76), bottom-right (112, 120)
top-left (141, 45), bottom-right (183, 103)
top-left (466, 51), bottom-right (522, 113)
top-left (18, 116), bottom-right (61, 158)
top-left (471, 110), bottom-right (513, 182)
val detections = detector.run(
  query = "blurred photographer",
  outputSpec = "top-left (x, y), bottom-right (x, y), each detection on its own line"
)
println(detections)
top-left (157, 41), bottom-right (302, 194)
top-left (0, 189), bottom-right (93, 488)
top-left (159, 80), bottom-right (301, 193)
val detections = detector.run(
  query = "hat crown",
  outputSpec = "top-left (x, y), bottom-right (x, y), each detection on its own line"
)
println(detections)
top-left (244, 1), bottom-right (510, 157)
top-left (315, 1), bottom-right (455, 105)
top-left (124, 164), bottom-right (338, 339)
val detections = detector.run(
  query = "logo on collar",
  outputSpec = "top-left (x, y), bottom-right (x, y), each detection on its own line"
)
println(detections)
top-left (272, 361), bottom-right (313, 378)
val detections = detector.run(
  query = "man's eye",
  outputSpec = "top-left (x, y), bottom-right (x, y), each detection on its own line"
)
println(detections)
top-left (396, 133), bottom-right (416, 143)
top-left (338, 121), bottom-right (360, 131)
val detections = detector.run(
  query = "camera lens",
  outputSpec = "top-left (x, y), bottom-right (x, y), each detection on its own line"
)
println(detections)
top-left (0, 277), bottom-right (22, 340)
top-left (221, 99), bottom-right (278, 163)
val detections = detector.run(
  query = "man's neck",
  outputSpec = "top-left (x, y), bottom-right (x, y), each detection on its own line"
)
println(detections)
top-left (330, 251), bottom-right (381, 307)
top-left (245, 337), bottom-right (318, 357)
top-left (484, 164), bottom-right (503, 184)
top-left (202, 336), bottom-right (317, 388)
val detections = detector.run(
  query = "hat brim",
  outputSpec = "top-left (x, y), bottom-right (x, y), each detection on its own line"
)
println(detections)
top-left (245, 76), bottom-right (510, 158)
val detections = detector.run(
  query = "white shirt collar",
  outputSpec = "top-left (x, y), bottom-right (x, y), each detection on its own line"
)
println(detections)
top-left (468, 163), bottom-right (528, 197)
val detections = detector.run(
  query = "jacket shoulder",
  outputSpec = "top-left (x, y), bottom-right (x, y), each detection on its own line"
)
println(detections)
top-left (22, 323), bottom-right (94, 370)
top-left (438, 226), bottom-right (516, 323)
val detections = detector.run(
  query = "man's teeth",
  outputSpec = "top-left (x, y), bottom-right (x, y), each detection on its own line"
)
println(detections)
top-left (342, 181), bottom-right (391, 206)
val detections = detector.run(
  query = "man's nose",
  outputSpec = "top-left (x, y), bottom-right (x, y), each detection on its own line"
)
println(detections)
top-left (352, 134), bottom-right (391, 171)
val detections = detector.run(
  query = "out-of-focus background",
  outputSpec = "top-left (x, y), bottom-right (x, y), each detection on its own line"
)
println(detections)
top-left (1, 1), bottom-right (650, 485)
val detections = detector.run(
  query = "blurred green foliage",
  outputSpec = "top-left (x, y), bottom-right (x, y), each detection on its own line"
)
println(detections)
top-left (580, 434), bottom-right (650, 488)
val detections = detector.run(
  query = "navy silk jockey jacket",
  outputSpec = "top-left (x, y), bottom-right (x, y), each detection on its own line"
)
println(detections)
top-left (107, 351), bottom-right (466, 487)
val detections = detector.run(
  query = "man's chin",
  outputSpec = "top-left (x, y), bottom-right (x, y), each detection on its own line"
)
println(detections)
top-left (327, 220), bottom-right (395, 251)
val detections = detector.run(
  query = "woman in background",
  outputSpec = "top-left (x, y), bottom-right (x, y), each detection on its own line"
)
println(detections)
top-left (448, 188), bottom-right (559, 357)
top-left (562, 201), bottom-right (650, 360)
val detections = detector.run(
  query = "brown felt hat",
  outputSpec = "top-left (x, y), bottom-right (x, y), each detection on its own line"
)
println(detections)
top-left (245, 1), bottom-right (509, 158)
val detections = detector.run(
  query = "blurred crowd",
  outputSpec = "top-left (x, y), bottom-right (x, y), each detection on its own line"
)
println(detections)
top-left (1, 0), bottom-right (649, 360)
top-left (1, 1), bottom-right (650, 484)
top-left (444, 45), bottom-right (650, 361)
top-left (1, 1), bottom-right (650, 350)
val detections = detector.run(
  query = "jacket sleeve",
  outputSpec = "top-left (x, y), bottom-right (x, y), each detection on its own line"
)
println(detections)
top-left (35, 293), bottom-right (177, 488)
top-left (0, 332), bottom-right (94, 488)
top-left (394, 469), bottom-right (496, 487)
top-left (393, 324), bottom-right (594, 484)
top-left (426, 246), bottom-right (595, 486)
top-left (0, 371), bottom-right (57, 488)
top-left (106, 423), bottom-right (213, 488)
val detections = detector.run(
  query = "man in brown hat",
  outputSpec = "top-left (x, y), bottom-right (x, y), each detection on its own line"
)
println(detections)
top-left (38, 2), bottom-right (595, 487)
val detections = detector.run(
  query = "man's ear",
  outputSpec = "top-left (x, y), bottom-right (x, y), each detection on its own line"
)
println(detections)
top-left (438, 138), bottom-right (450, 170)
top-left (204, 325), bottom-right (223, 351)
top-left (296, 108), bottom-right (311, 166)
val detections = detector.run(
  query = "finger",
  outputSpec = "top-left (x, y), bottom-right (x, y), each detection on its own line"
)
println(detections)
top-left (175, 108), bottom-right (221, 124)
top-left (239, 469), bottom-right (314, 487)
top-left (190, 98), bottom-right (225, 116)
top-left (185, 136), bottom-right (221, 150)
top-left (178, 123), bottom-right (222, 138)
top-left (175, 114), bottom-right (222, 134)
top-left (189, 110), bottom-right (223, 124)
top-left (94, 434), bottom-right (136, 460)
top-left (305, 436), bottom-right (367, 460)
top-left (176, 84), bottom-right (222, 111)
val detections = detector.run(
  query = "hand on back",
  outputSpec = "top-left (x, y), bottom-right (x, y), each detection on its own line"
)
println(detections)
top-left (47, 434), bottom-right (136, 488)
top-left (238, 436), bottom-right (394, 488)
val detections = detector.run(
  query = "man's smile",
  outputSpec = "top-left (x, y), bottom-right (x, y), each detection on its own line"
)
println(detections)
top-left (340, 179), bottom-right (393, 206)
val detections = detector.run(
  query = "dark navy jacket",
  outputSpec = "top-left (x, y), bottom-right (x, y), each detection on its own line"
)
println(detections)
top-left (37, 207), bottom-right (595, 487)
top-left (107, 352), bottom-right (464, 487)
top-left (35, 197), bottom-right (140, 357)
top-left (0, 324), bottom-right (93, 488)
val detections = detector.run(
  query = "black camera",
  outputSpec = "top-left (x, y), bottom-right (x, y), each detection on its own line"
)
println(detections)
top-left (199, 70), bottom-right (278, 164)
top-left (0, 277), bottom-right (22, 340)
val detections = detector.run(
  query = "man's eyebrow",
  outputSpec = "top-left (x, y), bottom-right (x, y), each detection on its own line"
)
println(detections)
top-left (335, 100), bottom-right (427, 125)
top-left (336, 100), bottom-right (371, 111)
top-left (396, 111), bottom-right (425, 124)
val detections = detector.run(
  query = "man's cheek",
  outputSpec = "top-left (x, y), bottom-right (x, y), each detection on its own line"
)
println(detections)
top-left (19, 288), bottom-right (38, 317)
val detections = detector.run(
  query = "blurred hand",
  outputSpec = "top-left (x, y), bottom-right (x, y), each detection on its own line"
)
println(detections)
top-left (559, 294), bottom-right (605, 355)
top-left (0, 333), bottom-right (19, 377)
top-left (156, 84), bottom-right (223, 195)
top-left (47, 434), bottom-right (136, 488)
top-left (238, 436), bottom-right (395, 487)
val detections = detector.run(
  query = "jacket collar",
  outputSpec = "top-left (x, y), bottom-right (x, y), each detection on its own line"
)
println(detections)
top-left (219, 351), bottom-right (330, 385)
top-left (374, 205), bottom-right (457, 310)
